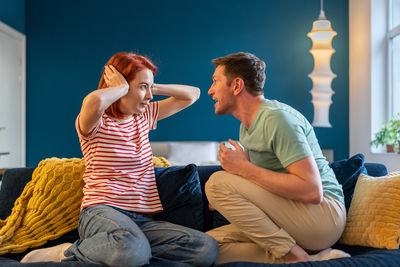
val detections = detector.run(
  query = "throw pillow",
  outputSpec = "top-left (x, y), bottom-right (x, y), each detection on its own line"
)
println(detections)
top-left (340, 171), bottom-right (400, 249)
top-left (152, 156), bottom-right (172, 167)
top-left (0, 168), bottom-right (35, 220)
top-left (153, 164), bottom-right (204, 231)
top-left (329, 154), bottom-right (368, 211)
top-left (0, 158), bottom-right (85, 255)
top-left (364, 163), bottom-right (388, 177)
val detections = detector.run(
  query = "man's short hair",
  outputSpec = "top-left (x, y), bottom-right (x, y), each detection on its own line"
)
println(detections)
top-left (212, 52), bottom-right (266, 96)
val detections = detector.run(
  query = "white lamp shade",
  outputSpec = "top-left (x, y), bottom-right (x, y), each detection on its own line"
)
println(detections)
top-left (308, 19), bottom-right (337, 127)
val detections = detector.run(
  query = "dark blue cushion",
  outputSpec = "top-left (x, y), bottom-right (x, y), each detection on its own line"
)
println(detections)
top-left (197, 165), bottom-right (226, 231)
top-left (329, 154), bottom-right (368, 211)
top-left (364, 163), bottom-right (388, 177)
top-left (196, 166), bottom-right (231, 230)
top-left (0, 168), bottom-right (35, 220)
top-left (153, 164), bottom-right (203, 231)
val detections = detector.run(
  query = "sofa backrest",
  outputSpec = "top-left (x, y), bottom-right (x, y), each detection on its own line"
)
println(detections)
top-left (0, 167), bottom-right (35, 220)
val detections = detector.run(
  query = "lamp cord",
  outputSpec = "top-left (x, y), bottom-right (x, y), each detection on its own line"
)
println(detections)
top-left (319, 0), bottom-right (326, 20)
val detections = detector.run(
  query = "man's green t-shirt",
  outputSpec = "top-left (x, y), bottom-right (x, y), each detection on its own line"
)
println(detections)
top-left (239, 99), bottom-right (344, 204)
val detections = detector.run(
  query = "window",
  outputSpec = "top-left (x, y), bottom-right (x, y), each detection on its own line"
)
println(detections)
top-left (349, 0), bottom-right (399, 171)
top-left (389, 0), bottom-right (400, 117)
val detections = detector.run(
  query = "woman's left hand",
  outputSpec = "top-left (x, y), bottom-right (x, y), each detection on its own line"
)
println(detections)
top-left (218, 139), bottom-right (250, 175)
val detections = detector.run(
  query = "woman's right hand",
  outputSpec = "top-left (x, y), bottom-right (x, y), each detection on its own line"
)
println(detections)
top-left (78, 65), bottom-right (130, 137)
top-left (104, 65), bottom-right (129, 90)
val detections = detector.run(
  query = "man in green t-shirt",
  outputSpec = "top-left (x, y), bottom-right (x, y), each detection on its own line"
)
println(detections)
top-left (205, 52), bottom-right (349, 264)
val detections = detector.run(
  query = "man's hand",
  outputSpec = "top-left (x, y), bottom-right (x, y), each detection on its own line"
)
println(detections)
top-left (218, 139), bottom-right (249, 175)
top-left (103, 65), bottom-right (129, 90)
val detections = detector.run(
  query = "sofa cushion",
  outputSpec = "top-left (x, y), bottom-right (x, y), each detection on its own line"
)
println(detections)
top-left (364, 163), bottom-right (388, 177)
top-left (197, 165), bottom-right (226, 232)
top-left (329, 154), bottom-right (368, 211)
top-left (340, 171), bottom-right (400, 249)
top-left (216, 249), bottom-right (400, 266)
top-left (153, 164), bottom-right (204, 231)
top-left (0, 168), bottom-right (35, 220)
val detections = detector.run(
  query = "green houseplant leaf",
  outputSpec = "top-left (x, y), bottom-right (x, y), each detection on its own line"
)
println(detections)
top-left (370, 113), bottom-right (400, 153)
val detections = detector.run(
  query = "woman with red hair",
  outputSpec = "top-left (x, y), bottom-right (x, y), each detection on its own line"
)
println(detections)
top-left (21, 52), bottom-right (218, 266)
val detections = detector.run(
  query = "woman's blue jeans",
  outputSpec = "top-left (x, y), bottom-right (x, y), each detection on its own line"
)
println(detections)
top-left (64, 204), bottom-right (218, 267)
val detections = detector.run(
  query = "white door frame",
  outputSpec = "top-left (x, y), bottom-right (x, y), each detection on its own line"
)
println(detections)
top-left (0, 21), bottom-right (26, 167)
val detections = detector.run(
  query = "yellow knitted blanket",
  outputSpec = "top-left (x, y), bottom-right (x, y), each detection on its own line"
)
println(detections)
top-left (0, 156), bottom-right (171, 255)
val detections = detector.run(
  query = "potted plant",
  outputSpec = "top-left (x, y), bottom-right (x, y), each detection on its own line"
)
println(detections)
top-left (370, 113), bottom-right (400, 153)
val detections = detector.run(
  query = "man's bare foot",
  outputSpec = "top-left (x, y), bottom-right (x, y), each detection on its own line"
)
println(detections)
top-left (20, 243), bottom-right (72, 263)
top-left (282, 244), bottom-right (312, 263)
top-left (310, 248), bottom-right (351, 261)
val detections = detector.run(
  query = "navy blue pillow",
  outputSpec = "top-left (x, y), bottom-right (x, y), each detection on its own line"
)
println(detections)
top-left (364, 163), bottom-right (388, 177)
top-left (329, 154), bottom-right (368, 211)
top-left (0, 168), bottom-right (35, 220)
top-left (153, 164), bottom-right (203, 231)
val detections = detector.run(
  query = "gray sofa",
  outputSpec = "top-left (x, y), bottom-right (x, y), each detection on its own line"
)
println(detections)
top-left (0, 155), bottom-right (399, 266)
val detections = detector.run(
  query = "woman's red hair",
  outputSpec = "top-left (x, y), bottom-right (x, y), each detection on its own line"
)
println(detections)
top-left (98, 52), bottom-right (157, 119)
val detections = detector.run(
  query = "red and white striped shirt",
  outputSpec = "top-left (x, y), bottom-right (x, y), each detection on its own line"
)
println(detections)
top-left (75, 101), bottom-right (162, 213)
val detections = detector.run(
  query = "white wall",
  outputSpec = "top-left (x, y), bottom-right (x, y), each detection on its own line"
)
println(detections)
top-left (0, 21), bottom-right (26, 168)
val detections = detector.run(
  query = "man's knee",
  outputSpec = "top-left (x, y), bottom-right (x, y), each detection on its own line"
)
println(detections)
top-left (206, 171), bottom-right (229, 193)
top-left (205, 171), bottom-right (239, 199)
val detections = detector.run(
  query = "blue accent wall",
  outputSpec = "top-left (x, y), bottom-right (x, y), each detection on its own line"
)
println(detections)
top-left (25, 0), bottom-right (348, 167)
top-left (0, 0), bottom-right (25, 33)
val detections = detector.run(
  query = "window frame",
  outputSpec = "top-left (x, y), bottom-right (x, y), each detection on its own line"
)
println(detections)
top-left (388, 0), bottom-right (400, 117)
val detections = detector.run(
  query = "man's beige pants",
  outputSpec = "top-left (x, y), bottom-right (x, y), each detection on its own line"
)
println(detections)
top-left (205, 171), bottom-right (346, 264)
